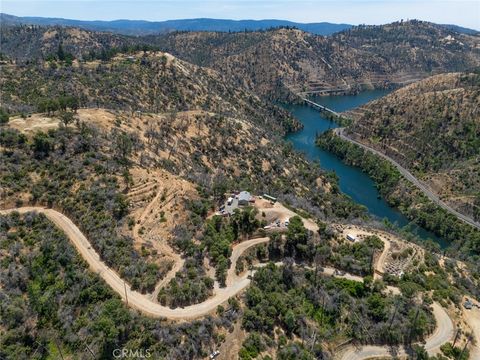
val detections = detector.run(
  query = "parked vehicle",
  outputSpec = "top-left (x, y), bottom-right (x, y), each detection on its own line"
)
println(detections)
top-left (209, 350), bottom-right (220, 359)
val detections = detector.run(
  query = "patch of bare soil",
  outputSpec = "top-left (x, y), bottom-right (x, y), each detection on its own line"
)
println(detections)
top-left (125, 166), bottom-right (200, 301)
top-left (456, 296), bottom-right (480, 359)
top-left (125, 167), bottom-right (197, 285)
top-left (217, 319), bottom-right (246, 360)
top-left (8, 114), bottom-right (60, 133)
top-left (335, 225), bottom-right (424, 278)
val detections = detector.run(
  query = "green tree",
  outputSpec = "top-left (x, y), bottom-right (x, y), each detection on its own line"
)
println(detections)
top-left (115, 132), bottom-right (133, 167)
top-left (239, 332), bottom-right (266, 360)
top-left (0, 108), bottom-right (9, 125)
top-left (67, 96), bottom-right (79, 112)
top-left (268, 232), bottom-right (283, 259)
top-left (366, 293), bottom-right (387, 321)
top-left (232, 207), bottom-right (259, 240)
top-left (59, 110), bottom-right (74, 127)
top-left (57, 43), bottom-right (65, 61)
top-left (411, 345), bottom-right (429, 360)
top-left (31, 131), bottom-right (53, 159)
top-left (285, 216), bottom-right (309, 258)
top-left (215, 255), bottom-right (229, 286)
top-left (284, 309), bottom-right (297, 334)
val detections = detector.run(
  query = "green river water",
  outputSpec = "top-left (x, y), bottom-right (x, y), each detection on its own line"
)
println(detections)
top-left (283, 90), bottom-right (448, 248)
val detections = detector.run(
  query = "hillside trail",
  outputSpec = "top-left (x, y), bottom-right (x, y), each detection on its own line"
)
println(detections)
top-left (0, 204), bottom-right (457, 358)
top-left (130, 183), bottom-right (185, 301)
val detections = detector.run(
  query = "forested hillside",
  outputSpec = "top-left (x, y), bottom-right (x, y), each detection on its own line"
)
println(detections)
top-left (0, 44), bottom-right (367, 307)
top-left (0, 25), bottom-right (145, 62)
top-left (0, 13), bottom-right (353, 35)
top-left (1, 18), bottom-right (480, 360)
top-left (2, 210), bottom-right (452, 359)
top-left (0, 95), bottom-right (367, 358)
top-left (0, 58), bottom-right (423, 359)
top-left (0, 211), bottom-right (239, 359)
top-left (2, 20), bottom-right (478, 102)
top-left (346, 71), bottom-right (480, 222)
top-left (151, 20), bottom-right (480, 100)
top-left (1, 20), bottom-right (480, 100)
top-left (0, 51), bottom-right (299, 132)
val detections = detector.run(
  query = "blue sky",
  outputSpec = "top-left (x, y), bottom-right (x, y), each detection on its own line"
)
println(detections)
top-left (2, 0), bottom-right (479, 29)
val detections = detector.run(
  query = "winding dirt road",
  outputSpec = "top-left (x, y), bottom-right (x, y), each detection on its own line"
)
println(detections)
top-left (335, 128), bottom-right (480, 230)
top-left (338, 302), bottom-right (454, 359)
top-left (0, 206), bottom-right (458, 358)
top-left (0, 207), bottom-right (258, 320)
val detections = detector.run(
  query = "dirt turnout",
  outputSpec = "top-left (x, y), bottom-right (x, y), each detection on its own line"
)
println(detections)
top-left (254, 199), bottom-right (318, 231)
top-left (8, 114), bottom-right (61, 133)
top-left (461, 297), bottom-right (480, 359)
top-left (337, 302), bottom-right (454, 359)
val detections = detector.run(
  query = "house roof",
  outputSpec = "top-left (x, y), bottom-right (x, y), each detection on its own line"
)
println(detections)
top-left (238, 191), bottom-right (251, 202)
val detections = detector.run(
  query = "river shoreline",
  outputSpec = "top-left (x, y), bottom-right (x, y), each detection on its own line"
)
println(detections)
top-left (281, 90), bottom-right (447, 248)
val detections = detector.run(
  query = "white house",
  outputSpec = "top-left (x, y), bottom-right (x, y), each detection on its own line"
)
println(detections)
top-left (238, 191), bottom-right (251, 206)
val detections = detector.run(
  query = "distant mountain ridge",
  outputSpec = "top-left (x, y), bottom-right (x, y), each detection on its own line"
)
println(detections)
top-left (1, 19), bottom-right (478, 103)
top-left (151, 21), bottom-right (480, 100)
top-left (2, 13), bottom-right (478, 36)
top-left (0, 13), bottom-right (352, 35)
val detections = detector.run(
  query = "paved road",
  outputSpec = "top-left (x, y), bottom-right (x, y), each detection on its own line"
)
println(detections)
top-left (335, 128), bottom-right (480, 230)
top-left (0, 206), bottom-right (457, 358)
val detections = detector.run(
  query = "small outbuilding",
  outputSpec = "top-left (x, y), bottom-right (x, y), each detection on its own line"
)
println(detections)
top-left (346, 234), bottom-right (357, 242)
top-left (464, 299), bottom-right (473, 310)
top-left (238, 191), bottom-right (252, 206)
top-left (263, 194), bottom-right (277, 203)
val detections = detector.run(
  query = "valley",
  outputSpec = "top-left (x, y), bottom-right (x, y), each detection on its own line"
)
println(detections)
top-left (1, 14), bottom-right (480, 360)
top-left (283, 90), bottom-right (449, 247)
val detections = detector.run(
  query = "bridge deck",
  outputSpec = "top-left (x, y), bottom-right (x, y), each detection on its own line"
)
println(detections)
top-left (302, 98), bottom-right (339, 117)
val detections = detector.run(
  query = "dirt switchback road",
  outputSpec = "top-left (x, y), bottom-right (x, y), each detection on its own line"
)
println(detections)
top-left (335, 128), bottom-right (480, 230)
top-left (339, 303), bottom-right (454, 360)
top-left (0, 206), bottom-right (456, 358)
top-left (0, 207), bottom-right (266, 320)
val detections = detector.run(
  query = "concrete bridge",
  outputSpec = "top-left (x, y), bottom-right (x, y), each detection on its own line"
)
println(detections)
top-left (302, 98), bottom-right (340, 117)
